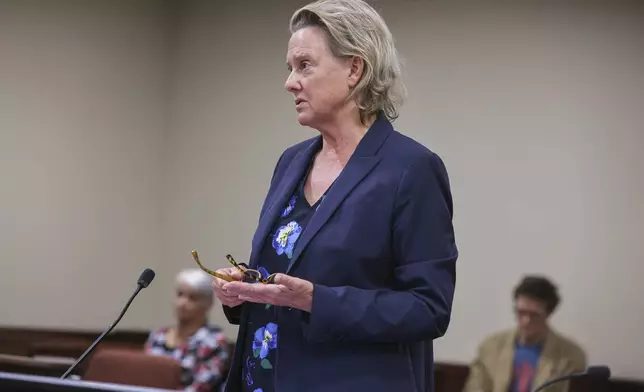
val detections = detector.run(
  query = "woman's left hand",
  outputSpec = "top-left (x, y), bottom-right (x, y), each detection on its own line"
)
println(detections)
top-left (222, 274), bottom-right (314, 312)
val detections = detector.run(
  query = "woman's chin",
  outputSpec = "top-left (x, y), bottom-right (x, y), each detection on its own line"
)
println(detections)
top-left (296, 112), bottom-right (315, 127)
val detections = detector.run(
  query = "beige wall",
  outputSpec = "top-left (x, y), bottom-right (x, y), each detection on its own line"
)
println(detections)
top-left (1, 0), bottom-right (643, 379)
top-left (0, 0), bottom-right (172, 329)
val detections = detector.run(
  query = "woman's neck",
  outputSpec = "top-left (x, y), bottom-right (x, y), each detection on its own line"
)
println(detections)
top-left (169, 319), bottom-right (205, 346)
top-left (319, 111), bottom-right (376, 165)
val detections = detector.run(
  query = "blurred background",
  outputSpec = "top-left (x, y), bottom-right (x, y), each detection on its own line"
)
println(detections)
top-left (0, 0), bottom-right (642, 389)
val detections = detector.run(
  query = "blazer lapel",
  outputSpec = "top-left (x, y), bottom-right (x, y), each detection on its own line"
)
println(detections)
top-left (533, 330), bottom-right (557, 388)
top-left (249, 138), bottom-right (322, 268)
top-left (285, 156), bottom-right (380, 273)
top-left (493, 330), bottom-right (516, 392)
top-left (285, 113), bottom-right (392, 274)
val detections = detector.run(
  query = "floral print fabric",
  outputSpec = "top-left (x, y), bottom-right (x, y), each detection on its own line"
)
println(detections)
top-left (241, 177), bottom-right (328, 392)
top-left (145, 324), bottom-right (229, 392)
top-left (272, 221), bottom-right (302, 259)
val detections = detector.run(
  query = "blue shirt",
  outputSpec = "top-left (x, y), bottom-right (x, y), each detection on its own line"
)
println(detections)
top-left (509, 342), bottom-right (543, 392)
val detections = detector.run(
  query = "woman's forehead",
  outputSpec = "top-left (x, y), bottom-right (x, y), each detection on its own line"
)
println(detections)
top-left (287, 27), bottom-right (328, 58)
top-left (176, 282), bottom-right (202, 295)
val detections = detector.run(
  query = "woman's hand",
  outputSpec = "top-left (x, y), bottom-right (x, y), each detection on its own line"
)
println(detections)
top-left (212, 267), bottom-right (245, 308)
top-left (222, 274), bottom-right (314, 312)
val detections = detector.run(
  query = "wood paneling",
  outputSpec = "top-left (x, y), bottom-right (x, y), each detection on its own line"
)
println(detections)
top-left (0, 354), bottom-right (74, 378)
top-left (0, 326), bottom-right (150, 377)
top-left (0, 326), bottom-right (149, 358)
top-left (434, 362), bottom-right (469, 392)
top-left (1, 326), bottom-right (642, 392)
top-left (434, 362), bottom-right (644, 392)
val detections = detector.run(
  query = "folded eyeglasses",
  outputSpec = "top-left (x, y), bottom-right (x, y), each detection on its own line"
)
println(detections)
top-left (191, 250), bottom-right (277, 284)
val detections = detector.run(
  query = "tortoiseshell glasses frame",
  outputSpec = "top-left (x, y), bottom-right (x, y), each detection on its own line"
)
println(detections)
top-left (191, 250), bottom-right (277, 284)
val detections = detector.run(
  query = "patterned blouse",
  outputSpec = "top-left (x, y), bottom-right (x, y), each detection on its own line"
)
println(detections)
top-left (240, 166), bottom-right (331, 392)
top-left (145, 324), bottom-right (230, 392)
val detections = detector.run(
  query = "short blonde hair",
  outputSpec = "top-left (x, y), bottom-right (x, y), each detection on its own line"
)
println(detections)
top-left (290, 0), bottom-right (405, 123)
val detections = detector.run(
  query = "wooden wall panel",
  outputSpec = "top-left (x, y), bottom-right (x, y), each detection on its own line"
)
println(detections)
top-left (0, 326), bottom-right (149, 358)
top-left (0, 326), bottom-right (642, 391)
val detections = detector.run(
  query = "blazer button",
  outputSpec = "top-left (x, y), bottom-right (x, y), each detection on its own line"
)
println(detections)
top-left (287, 307), bottom-right (292, 311)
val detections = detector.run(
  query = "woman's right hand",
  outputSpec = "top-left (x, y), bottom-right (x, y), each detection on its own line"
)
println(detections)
top-left (212, 267), bottom-right (245, 308)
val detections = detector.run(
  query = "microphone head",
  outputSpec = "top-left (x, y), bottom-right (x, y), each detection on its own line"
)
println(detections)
top-left (137, 268), bottom-right (155, 288)
top-left (587, 366), bottom-right (611, 379)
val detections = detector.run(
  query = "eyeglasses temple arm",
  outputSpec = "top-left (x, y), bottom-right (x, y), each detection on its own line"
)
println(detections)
top-left (192, 250), bottom-right (236, 282)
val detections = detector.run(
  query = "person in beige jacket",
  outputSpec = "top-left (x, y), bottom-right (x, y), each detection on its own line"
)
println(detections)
top-left (463, 276), bottom-right (586, 392)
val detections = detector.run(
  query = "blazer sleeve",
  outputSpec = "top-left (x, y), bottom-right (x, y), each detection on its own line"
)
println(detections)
top-left (222, 150), bottom-right (288, 325)
top-left (223, 305), bottom-right (242, 325)
top-left (304, 152), bottom-right (458, 343)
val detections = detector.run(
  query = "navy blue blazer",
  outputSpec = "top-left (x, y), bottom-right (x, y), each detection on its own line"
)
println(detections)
top-left (223, 114), bottom-right (458, 392)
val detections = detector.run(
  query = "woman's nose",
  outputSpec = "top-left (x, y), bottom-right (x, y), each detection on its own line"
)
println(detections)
top-left (284, 72), bottom-right (299, 92)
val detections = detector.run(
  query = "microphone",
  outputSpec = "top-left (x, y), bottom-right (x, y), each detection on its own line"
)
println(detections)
top-left (60, 268), bottom-right (156, 379)
top-left (532, 366), bottom-right (611, 392)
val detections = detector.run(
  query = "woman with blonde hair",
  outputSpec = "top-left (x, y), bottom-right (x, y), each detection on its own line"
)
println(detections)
top-left (212, 1), bottom-right (458, 391)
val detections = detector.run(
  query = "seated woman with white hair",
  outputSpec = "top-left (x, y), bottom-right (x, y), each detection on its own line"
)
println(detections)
top-left (145, 268), bottom-right (231, 392)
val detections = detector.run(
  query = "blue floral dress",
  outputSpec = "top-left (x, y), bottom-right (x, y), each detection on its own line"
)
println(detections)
top-left (240, 174), bottom-right (329, 392)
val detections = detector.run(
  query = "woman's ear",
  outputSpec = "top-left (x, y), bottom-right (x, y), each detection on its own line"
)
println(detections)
top-left (347, 56), bottom-right (365, 88)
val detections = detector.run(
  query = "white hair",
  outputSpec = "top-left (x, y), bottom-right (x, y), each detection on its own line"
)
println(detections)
top-left (176, 268), bottom-right (214, 304)
top-left (289, 0), bottom-right (406, 124)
